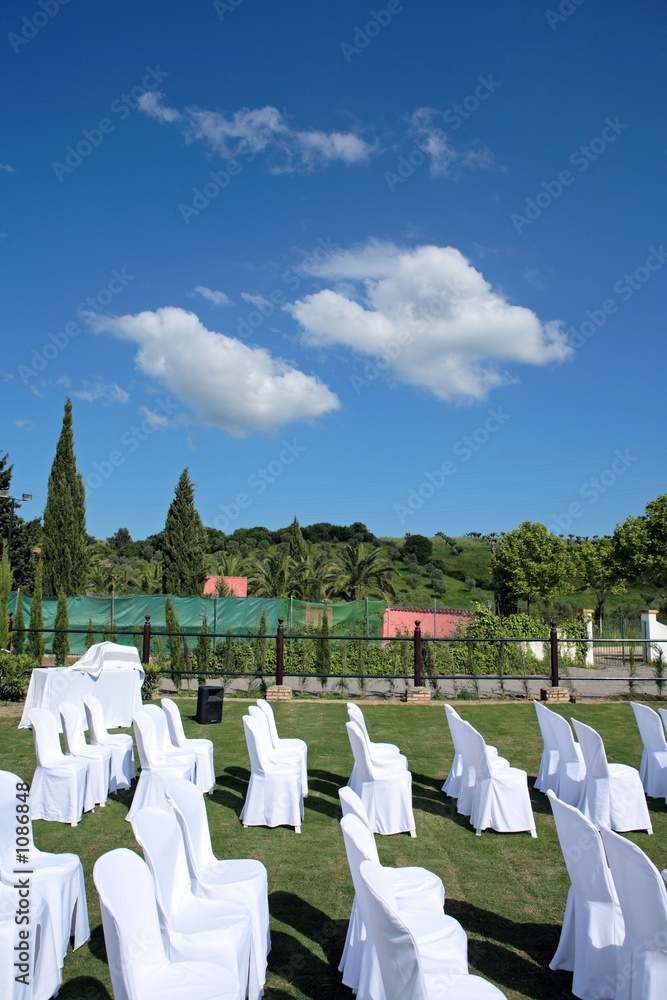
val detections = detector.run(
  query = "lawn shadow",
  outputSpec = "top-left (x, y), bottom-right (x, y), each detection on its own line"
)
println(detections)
top-left (309, 768), bottom-right (349, 789)
top-left (267, 928), bottom-right (349, 999)
top-left (304, 794), bottom-right (341, 820)
top-left (270, 891), bottom-right (348, 968)
top-left (86, 922), bottom-right (108, 964)
top-left (58, 976), bottom-right (112, 1000)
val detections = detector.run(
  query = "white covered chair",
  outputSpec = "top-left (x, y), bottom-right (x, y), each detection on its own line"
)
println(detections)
top-left (533, 701), bottom-right (561, 794)
top-left (255, 699), bottom-right (308, 795)
top-left (240, 715), bottom-right (303, 832)
top-left (248, 706), bottom-right (305, 773)
top-left (0, 771), bottom-right (90, 969)
top-left (600, 826), bottom-right (667, 1000)
top-left (83, 693), bottom-right (135, 792)
top-left (442, 704), bottom-right (467, 798)
top-left (572, 719), bottom-right (652, 834)
top-left (630, 702), bottom-right (667, 798)
top-left (358, 859), bottom-right (507, 1000)
top-left (142, 704), bottom-right (197, 774)
top-left (346, 721), bottom-right (416, 837)
top-left (0, 882), bottom-right (61, 1000)
top-left (339, 813), bottom-right (449, 995)
top-left (94, 847), bottom-right (241, 1000)
top-left (454, 717), bottom-right (510, 820)
top-left (132, 807), bottom-right (255, 1000)
top-left (59, 700), bottom-right (113, 808)
top-left (161, 698), bottom-right (216, 794)
top-left (549, 710), bottom-right (586, 807)
top-left (126, 709), bottom-right (194, 824)
top-left (26, 708), bottom-right (94, 825)
top-left (347, 703), bottom-right (406, 764)
top-left (165, 779), bottom-right (270, 992)
top-left (463, 722), bottom-right (536, 837)
top-left (339, 785), bottom-right (374, 828)
top-left (547, 790), bottom-right (625, 1000)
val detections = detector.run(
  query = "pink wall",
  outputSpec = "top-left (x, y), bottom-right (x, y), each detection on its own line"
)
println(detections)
top-left (382, 606), bottom-right (472, 638)
top-left (203, 576), bottom-right (248, 597)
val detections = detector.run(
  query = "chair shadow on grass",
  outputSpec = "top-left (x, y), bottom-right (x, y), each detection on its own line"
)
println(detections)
top-left (59, 976), bottom-right (112, 1000)
top-left (270, 890), bottom-right (348, 969)
top-left (267, 928), bottom-right (348, 1000)
top-left (308, 768), bottom-right (349, 790)
top-left (304, 793), bottom-right (341, 820)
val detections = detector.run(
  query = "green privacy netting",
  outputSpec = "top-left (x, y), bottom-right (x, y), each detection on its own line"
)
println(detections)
top-left (280, 598), bottom-right (387, 636)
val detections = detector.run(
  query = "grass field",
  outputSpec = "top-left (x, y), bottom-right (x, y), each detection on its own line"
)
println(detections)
top-left (2, 698), bottom-right (666, 1000)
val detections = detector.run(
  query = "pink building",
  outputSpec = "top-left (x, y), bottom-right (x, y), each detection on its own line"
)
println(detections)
top-left (381, 606), bottom-right (472, 639)
top-left (203, 576), bottom-right (248, 598)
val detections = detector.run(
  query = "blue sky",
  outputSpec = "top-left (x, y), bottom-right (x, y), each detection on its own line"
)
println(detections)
top-left (2, 0), bottom-right (666, 543)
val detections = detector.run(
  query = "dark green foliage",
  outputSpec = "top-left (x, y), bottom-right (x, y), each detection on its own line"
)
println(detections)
top-left (9, 518), bottom-right (42, 593)
top-left (288, 517), bottom-right (308, 562)
top-left (85, 617), bottom-right (96, 650)
top-left (132, 622), bottom-right (143, 655)
top-left (403, 533), bottom-right (433, 564)
top-left (52, 589), bottom-right (70, 666)
top-left (26, 558), bottom-right (45, 663)
top-left (12, 598), bottom-right (25, 655)
top-left (315, 611), bottom-right (331, 675)
top-left (43, 399), bottom-right (87, 597)
top-left (164, 596), bottom-right (183, 675)
top-left (108, 527), bottom-right (132, 549)
top-left (0, 545), bottom-right (11, 651)
top-left (0, 652), bottom-right (35, 700)
top-left (195, 610), bottom-right (211, 676)
top-left (253, 610), bottom-right (267, 674)
top-left (162, 469), bottom-right (206, 596)
top-left (141, 662), bottom-right (161, 700)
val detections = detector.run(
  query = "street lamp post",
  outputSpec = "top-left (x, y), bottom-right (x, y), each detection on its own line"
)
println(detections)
top-left (0, 490), bottom-right (33, 556)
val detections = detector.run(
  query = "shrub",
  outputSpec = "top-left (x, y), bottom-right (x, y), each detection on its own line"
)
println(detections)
top-left (0, 653), bottom-right (36, 701)
top-left (141, 661), bottom-right (161, 701)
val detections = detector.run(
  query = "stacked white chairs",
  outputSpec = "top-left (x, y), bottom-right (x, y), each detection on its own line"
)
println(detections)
top-left (533, 701), bottom-right (560, 794)
top-left (26, 708), bottom-right (94, 825)
top-left (83, 693), bottom-right (135, 792)
top-left (126, 708), bottom-right (195, 824)
top-left (630, 702), bottom-right (667, 798)
top-left (548, 710), bottom-right (586, 807)
top-left (572, 719), bottom-right (652, 834)
top-left (256, 698), bottom-right (308, 795)
top-left (339, 810), bottom-right (449, 996)
top-left (357, 859), bottom-right (507, 1000)
top-left (346, 721), bottom-right (416, 836)
top-left (161, 698), bottom-right (216, 794)
top-left (0, 881), bottom-right (60, 1000)
top-left (600, 827), bottom-right (667, 1000)
top-left (94, 847), bottom-right (242, 1000)
top-left (462, 722), bottom-right (536, 837)
top-left (165, 779), bottom-right (271, 993)
top-left (547, 790), bottom-right (625, 999)
top-left (240, 714), bottom-right (304, 832)
top-left (59, 700), bottom-right (113, 808)
top-left (0, 771), bottom-right (90, 972)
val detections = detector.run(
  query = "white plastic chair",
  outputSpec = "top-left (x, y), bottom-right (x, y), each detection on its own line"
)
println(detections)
top-left (346, 721), bottom-right (416, 836)
top-left (142, 704), bottom-right (197, 774)
top-left (600, 827), bottom-right (667, 1000)
top-left (126, 709), bottom-right (194, 823)
top-left (358, 859), bottom-right (507, 1000)
top-left (255, 699), bottom-right (308, 795)
top-left (132, 807), bottom-right (256, 1000)
top-left (94, 847), bottom-right (241, 1000)
top-left (83, 693), bottom-right (135, 792)
top-left (630, 702), bottom-right (667, 798)
top-left (165, 779), bottom-right (270, 993)
top-left (547, 790), bottom-right (625, 1000)
top-left (533, 701), bottom-right (561, 794)
top-left (0, 770), bottom-right (90, 968)
top-left (0, 881), bottom-right (61, 1000)
top-left (27, 708), bottom-right (94, 825)
top-left (240, 715), bottom-right (303, 832)
top-left (572, 719), bottom-right (652, 834)
top-left (463, 722), bottom-right (536, 837)
top-left (548, 710), bottom-right (586, 807)
top-left (161, 698), bottom-right (215, 794)
top-left (59, 700), bottom-right (113, 807)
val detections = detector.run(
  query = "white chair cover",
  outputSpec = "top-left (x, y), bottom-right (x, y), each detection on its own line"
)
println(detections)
top-left (83, 693), bottom-right (135, 792)
top-left (126, 709), bottom-right (194, 823)
top-left (339, 785), bottom-right (374, 828)
top-left (339, 814), bottom-right (448, 996)
top-left (572, 719), bottom-right (652, 834)
top-left (358, 860), bottom-right (507, 1000)
top-left (600, 827), bottom-right (667, 1000)
top-left (27, 708), bottom-right (94, 825)
top-left (161, 698), bottom-right (215, 794)
top-left (255, 699), bottom-right (308, 795)
top-left (346, 722), bottom-right (416, 837)
top-left (94, 847), bottom-right (240, 1000)
top-left (533, 701), bottom-right (560, 794)
top-left (132, 807), bottom-right (256, 1000)
top-left (240, 716), bottom-right (303, 831)
top-left (463, 723), bottom-right (536, 837)
top-left (449, 714), bottom-right (510, 819)
top-left (347, 703), bottom-right (405, 760)
top-left (0, 771), bottom-right (90, 967)
top-left (0, 882), bottom-right (61, 1000)
top-left (59, 700), bottom-right (112, 807)
top-left (442, 704), bottom-right (466, 797)
top-left (142, 705), bottom-right (197, 774)
top-left (548, 710), bottom-right (586, 806)
top-left (630, 702), bottom-right (667, 798)
top-left (165, 779), bottom-right (270, 991)
top-left (248, 706), bottom-right (305, 774)
top-left (547, 791), bottom-right (625, 1000)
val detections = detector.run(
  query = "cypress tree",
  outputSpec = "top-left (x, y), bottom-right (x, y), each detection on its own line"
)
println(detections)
top-left (12, 597), bottom-right (26, 655)
top-left (0, 544), bottom-right (12, 651)
top-left (85, 617), bottom-right (96, 650)
top-left (102, 616), bottom-right (112, 642)
top-left (43, 399), bottom-right (87, 597)
top-left (289, 516), bottom-right (308, 562)
top-left (164, 596), bottom-right (183, 673)
top-left (254, 609), bottom-right (268, 674)
top-left (27, 558), bottom-right (45, 662)
top-left (52, 589), bottom-right (70, 666)
top-left (195, 610), bottom-right (211, 676)
top-left (162, 468), bottom-right (206, 595)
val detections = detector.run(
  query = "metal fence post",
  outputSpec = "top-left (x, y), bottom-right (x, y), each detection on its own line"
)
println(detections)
top-left (413, 620), bottom-right (422, 688)
top-left (550, 620), bottom-right (559, 688)
top-left (142, 616), bottom-right (151, 665)
top-left (276, 618), bottom-right (284, 685)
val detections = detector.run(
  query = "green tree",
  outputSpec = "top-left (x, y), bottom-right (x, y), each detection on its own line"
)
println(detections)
top-left (403, 533), bottom-right (433, 564)
top-left (0, 544), bottom-right (12, 651)
top-left (27, 558), bottom-right (45, 662)
top-left (107, 527), bottom-right (132, 549)
top-left (85, 616), bottom-right (96, 650)
top-left (573, 537), bottom-right (625, 618)
top-left (12, 596), bottom-right (26, 655)
top-left (248, 551), bottom-right (298, 597)
top-left (9, 518), bottom-right (42, 593)
top-left (315, 610), bottom-right (331, 676)
top-left (195, 610), bottom-right (211, 676)
top-left (162, 469), bottom-right (206, 595)
top-left (289, 516), bottom-right (308, 562)
top-left (164, 596), bottom-right (183, 673)
top-left (52, 589), bottom-right (70, 666)
top-left (42, 398), bottom-right (87, 596)
top-left (331, 542), bottom-right (396, 601)
top-left (491, 521), bottom-right (573, 614)
top-left (253, 609), bottom-right (268, 676)
top-left (613, 494), bottom-right (667, 604)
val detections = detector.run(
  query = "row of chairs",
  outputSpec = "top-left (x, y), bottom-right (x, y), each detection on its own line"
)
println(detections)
top-left (239, 700), bottom-right (308, 832)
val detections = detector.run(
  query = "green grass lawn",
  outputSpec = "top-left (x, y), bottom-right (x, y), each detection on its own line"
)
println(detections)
top-left (2, 698), bottom-right (666, 1000)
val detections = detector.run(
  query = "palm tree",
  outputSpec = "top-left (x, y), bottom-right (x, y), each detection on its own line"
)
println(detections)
top-left (331, 542), bottom-right (396, 601)
top-left (139, 562), bottom-right (162, 594)
top-left (293, 548), bottom-right (336, 601)
top-left (247, 551), bottom-right (298, 597)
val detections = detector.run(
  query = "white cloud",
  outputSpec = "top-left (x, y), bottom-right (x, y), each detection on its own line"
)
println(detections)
top-left (241, 292), bottom-right (272, 309)
top-left (138, 93), bottom-right (375, 172)
top-left (12, 419), bottom-right (35, 430)
top-left (190, 285), bottom-right (232, 307)
top-left (286, 241), bottom-right (572, 402)
top-left (408, 108), bottom-right (502, 176)
top-left (87, 306), bottom-right (340, 438)
top-left (0, 163), bottom-right (15, 173)
top-left (70, 380), bottom-right (130, 404)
